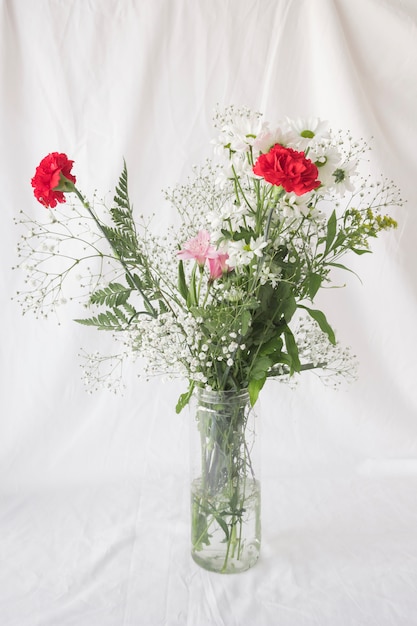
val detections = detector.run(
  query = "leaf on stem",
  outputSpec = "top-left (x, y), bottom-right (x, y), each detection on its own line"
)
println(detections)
top-left (178, 260), bottom-right (188, 301)
top-left (324, 210), bottom-right (337, 255)
top-left (307, 272), bottom-right (322, 300)
top-left (248, 377), bottom-right (266, 407)
top-left (176, 381), bottom-right (195, 413)
top-left (299, 305), bottom-right (336, 345)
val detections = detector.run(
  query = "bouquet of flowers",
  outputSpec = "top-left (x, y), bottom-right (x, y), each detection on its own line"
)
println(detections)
top-left (18, 106), bottom-right (399, 410)
top-left (17, 105), bottom-right (401, 573)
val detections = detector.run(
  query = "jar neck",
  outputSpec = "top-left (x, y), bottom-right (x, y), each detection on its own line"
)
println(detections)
top-left (196, 387), bottom-right (250, 406)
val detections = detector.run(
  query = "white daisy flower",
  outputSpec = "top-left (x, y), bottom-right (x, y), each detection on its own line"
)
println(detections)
top-left (329, 160), bottom-right (359, 195)
top-left (285, 117), bottom-right (330, 149)
top-left (281, 192), bottom-right (314, 218)
top-left (227, 236), bottom-right (267, 267)
top-left (213, 109), bottom-right (267, 154)
top-left (253, 126), bottom-right (293, 154)
top-left (311, 145), bottom-right (342, 188)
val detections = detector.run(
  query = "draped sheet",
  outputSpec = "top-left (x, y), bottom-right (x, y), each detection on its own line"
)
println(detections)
top-left (1, 0), bottom-right (417, 624)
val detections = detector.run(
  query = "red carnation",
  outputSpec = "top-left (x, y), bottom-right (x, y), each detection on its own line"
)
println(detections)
top-left (31, 152), bottom-right (76, 208)
top-left (253, 144), bottom-right (320, 195)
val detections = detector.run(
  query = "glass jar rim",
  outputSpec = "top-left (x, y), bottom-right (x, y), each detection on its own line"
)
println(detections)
top-left (195, 387), bottom-right (250, 402)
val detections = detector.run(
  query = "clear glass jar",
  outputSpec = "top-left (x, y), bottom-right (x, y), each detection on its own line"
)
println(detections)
top-left (190, 388), bottom-right (261, 573)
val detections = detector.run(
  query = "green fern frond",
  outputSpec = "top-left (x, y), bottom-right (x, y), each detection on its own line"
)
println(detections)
top-left (96, 161), bottom-right (142, 262)
top-left (112, 306), bottom-right (130, 325)
top-left (90, 283), bottom-right (132, 307)
top-left (75, 311), bottom-right (126, 331)
top-left (110, 208), bottom-right (135, 233)
top-left (122, 301), bottom-right (138, 317)
top-left (113, 161), bottom-right (130, 210)
top-left (100, 223), bottom-right (139, 262)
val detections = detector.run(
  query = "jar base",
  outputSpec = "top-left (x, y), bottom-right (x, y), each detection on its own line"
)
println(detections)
top-left (191, 545), bottom-right (260, 574)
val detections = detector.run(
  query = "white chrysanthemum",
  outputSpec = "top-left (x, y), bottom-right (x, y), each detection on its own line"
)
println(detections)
top-left (207, 199), bottom-right (249, 238)
top-left (285, 117), bottom-right (330, 149)
top-left (259, 263), bottom-right (281, 287)
top-left (310, 144), bottom-right (342, 188)
top-left (215, 153), bottom-right (255, 189)
top-left (227, 236), bottom-right (267, 267)
top-left (280, 192), bottom-right (314, 218)
top-left (212, 107), bottom-right (267, 154)
top-left (213, 160), bottom-right (238, 188)
top-left (329, 160), bottom-right (359, 195)
top-left (253, 127), bottom-right (293, 154)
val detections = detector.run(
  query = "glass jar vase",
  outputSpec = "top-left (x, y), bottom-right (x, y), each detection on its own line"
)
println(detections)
top-left (190, 388), bottom-right (261, 573)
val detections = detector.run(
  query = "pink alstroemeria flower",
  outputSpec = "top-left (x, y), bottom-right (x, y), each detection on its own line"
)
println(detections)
top-left (208, 252), bottom-right (230, 280)
top-left (177, 230), bottom-right (216, 266)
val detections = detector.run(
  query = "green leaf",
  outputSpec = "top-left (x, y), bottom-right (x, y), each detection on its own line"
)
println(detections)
top-left (247, 355), bottom-right (271, 403)
top-left (283, 326), bottom-right (301, 373)
top-left (89, 282), bottom-right (131, 307)
top-left (240, 310), bottom-right (252, 336)
top-left (249, 356), bottom-right (272, 381)
top-left (113, 160), bottom-right (130, 210)
top-left (259, 335), bottom-right (283, 356)
top-left (222, 227), bottom-right (252, 242)
top-left (130, 273), bottom-right (145, 292)
top-left (229, 490), bottom-right (239, 511)
top-left (307, 272), bottom-right (322, 300)
top-left (113, 307), bottom-right (129, 325)
top-left (324, 210), bottom-right (337, 255)
top-left (328, 262), bottom-right (362, 283)
top-left (299, 305), bottom-right (336, 345)
top-left (328, 261), bottom-right (353, 272)
top-left (143, 298), bottom-right (156, 316)
top-left (177, 260), bottom-right (188, 301)
top-left (191, 512), bottom-right (210, 548)
top-left (270, 353), bottom-right (292, 368)
top-left (213, 513), bottom-right (230, 541)
top-left (74, 316), bottom-right (100, 327)
top-left (281, 293), bottom-right (297, 322)
top-left (187, 265), bottom-right (198, 308)
top-left (351, 248), bottom-right (371, 255)
top-left (74, 309), bottom-right (127, 331)
top-left (333, 230), bottom-right (347, 249)
top-left (248, 377), bottom-right (266, 406)
top-left (175, 381), bottom-right (195, 414)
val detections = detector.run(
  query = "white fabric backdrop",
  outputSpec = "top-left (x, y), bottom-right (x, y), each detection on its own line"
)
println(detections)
top-left (1, 0), bottom-right (417, 624)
